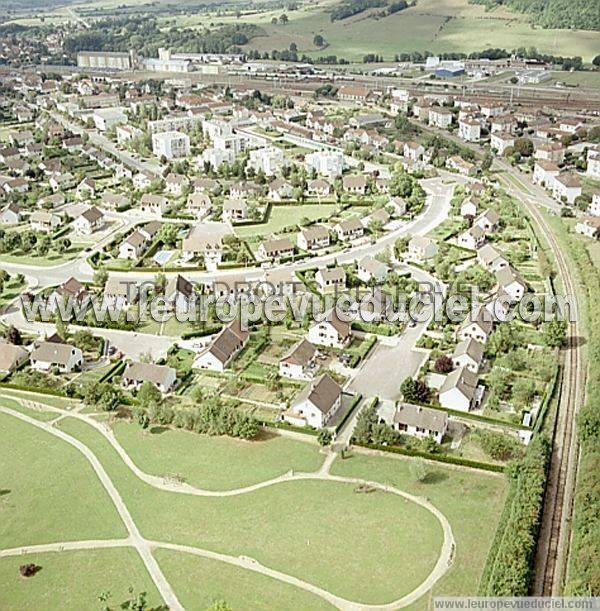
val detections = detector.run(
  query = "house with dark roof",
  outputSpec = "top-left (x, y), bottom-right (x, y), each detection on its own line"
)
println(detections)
top-left (74, 206), bottom-right (104, 235)
top-left (285, 373), bottom-right (343, 428)
top-left (193, 320), bottom-right (250, 372)
top-left (307, 308), bottom-right (351, 349)
top-left (279, 339), bottom-right (317, 380)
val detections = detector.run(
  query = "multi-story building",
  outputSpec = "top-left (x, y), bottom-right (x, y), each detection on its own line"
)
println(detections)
top-left (151, 131), bottom-right (190, 160)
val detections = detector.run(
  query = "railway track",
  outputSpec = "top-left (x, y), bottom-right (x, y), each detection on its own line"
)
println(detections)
top-left (504, 174), bottom-right (584, 595)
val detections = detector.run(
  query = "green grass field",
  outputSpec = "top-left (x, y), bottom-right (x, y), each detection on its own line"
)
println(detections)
top-left (0, 548), bottom-right (161, 610)
top-left (0, 414), bottom-right (127, 550)
top-left (112, 420), bottom-right (325, 490)
top-left (235, 203), bottom-right (338, 239)
top-left (155, 548), bottom-right (335, 610)
top-left (330, 452), bottom-right (507, 608)
top-left (160, 0), bottom-right (600, 62)
top-left (55, 417), bottom-right (444, 604)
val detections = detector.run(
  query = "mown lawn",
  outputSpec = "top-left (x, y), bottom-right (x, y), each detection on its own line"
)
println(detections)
top-left (55, 418), bottom-right (445, 604)
top-left (0, 413), bottom-right (127, 549)
top-left (235, 204), bottom-right (338, 239)
top-left (0, 548), bottom-right (161, 610)
top-left (155, 548), bottom-right (335, 611)
top-left (111, 420), bottom-right (324, 491)
top-left (330, 452), bottom-right (508, 607)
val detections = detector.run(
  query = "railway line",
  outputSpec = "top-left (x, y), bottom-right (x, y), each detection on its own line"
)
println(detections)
top-left (504, 172), bottom-right (584, 596)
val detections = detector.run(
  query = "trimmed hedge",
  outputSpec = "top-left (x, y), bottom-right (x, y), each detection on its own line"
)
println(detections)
top-left (478, 435), bottom-right (550, 595)
top-left (354, 441), bottom-right (505, 473)
top-left (335, 393), bottom-right (362, 435)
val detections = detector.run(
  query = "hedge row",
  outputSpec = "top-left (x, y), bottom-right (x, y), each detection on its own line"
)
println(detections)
top-left (354, 441), bottom-right (505, 473)
top-left (334, 393), bottom-right (362, 435)
top-left (478, 434), bottom-right (550, 595)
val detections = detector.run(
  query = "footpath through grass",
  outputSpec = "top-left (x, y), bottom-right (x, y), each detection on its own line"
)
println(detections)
top-left (155, 548), bottom-right (335, 611)
top-left (55, 417), bottom-right (444, 604)
top-left (330, 452), bottom-right (507, 609)
top-left (0, 413), bottom-right (127, 550)
top-left (112, 420), bottom-right (325, 491)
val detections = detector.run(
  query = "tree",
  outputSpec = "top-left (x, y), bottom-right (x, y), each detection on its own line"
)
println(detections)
top-left (72, 329), bottom-right (96, 353)
top-left (409, 458), bottom-right (429, 482)
top-left (400, 377), bottom-right (430, 403)
top-left (137, 381), bottom-right (162, 407)
top-left (511, 377), bottom-right (535, 408)
top-left (513, 138), bottom-right (534, 157)
top-left (479, 430), bottom-right (520, 461)
top-left (313, 34), bottom-right (325, 47)
top-left (434, 355), bottom-right (454, 373)
top-left (5, 325), bottom-right (22, 345)
top-left (158, 224), bottom-right (178, 248)
top-left (94, 269), bottom-right (108, 288)
top-left (481, 153), bottom-right (493, 172)
top-left (593, 55), bottom-right (600, 67)
top-left (317, 429), bottom-right (332, 446)
top-left (542, 319), bottom-right (567, 348)
top-left (279, 13), bottom-right (289, 24)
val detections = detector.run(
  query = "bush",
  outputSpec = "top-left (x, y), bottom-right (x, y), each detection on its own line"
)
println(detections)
top-left (479, 435), bottom-right (550, 595)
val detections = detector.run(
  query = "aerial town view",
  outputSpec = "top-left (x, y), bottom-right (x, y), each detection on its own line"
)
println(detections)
top-left (0, 0), bottom-right (598, 609)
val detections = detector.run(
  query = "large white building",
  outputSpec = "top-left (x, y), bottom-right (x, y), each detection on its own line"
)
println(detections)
top-left (151, 131), bottom-right (190, 160)
top-left (587, 148), bottom-right (600, 181)
top-left (248, 146), bottom-right (286, 176)
top-left (305, 150), bottom-right (344, 178)
top-left (77, 51), bottom-right (132, 70)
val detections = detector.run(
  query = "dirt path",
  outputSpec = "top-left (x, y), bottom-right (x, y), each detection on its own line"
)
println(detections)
top-left (1, 402), bottom-right (456, 610)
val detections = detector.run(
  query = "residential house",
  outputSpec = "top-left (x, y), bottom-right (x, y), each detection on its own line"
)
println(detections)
top-left (404, 141), bottom-right (425, 163)
top-left (165, 173), bottom-right (189, 197)
top-left (495, 266), bottom-right (527, 303)
top-left (552, 173), bottom-right (582, 205)
top-left (458, 225), bottom-right (485, 250)
top-left (165, 274), bottom-right (195, 312)
top-left (491, 132), bottom-right (515, 156)
top-left (285, 373), bottom-right (343, 429)
top-left (307, 179), bottom-right (331, 197)
top-left (222, 198), bottom-right (248, 222)
top-left (477, 244), bottom-right (509, 273)
top-left (428, 106), bottom-right (453, 129)
top-left (458, 118), bottom-right (481, 142)
top-left (457, 306), bottom-right (493, 344)
top-left (297, 225), bottom-right (330, 251)
top-left (377, 402), bottom-right (448, 444)
top-left (279, 339), bottom-right (317, 381)
top-left (258, 237), bottom-right (295, 261)
top-left (193, 320), bottom-right (250, 372)
top-left (104, 278), bottom-right (138, 309)
top-left (342, 175), bottom-right (367, 196)
top-left (533, 161), bottom-right (560, 188)
top-left (408, 235), bottom-right (438, 261)
top-left (186, 192), bottom-right (212, 219)
top-left (0, 343), bottom-right (29, 374)
top-left (575, 216), bottom-right (600, 239)
top-left (307, 309), bottom-right (351, 349)
top-left (122, 362), bottom-right (177, 394)
top-left (315, 267), bottom-right (346, 293)
top-left (446, 155), bottom-right (475, 176)
top-left (334, 217), bottom-right (364, 242)
top-left (118, 230), bottom-right (147, 260)
top-left (452, 338), bottom-right (484, 374)
top-left (29, 211), bottom-right (61, 232)
top-left (140, 194), bottom-right (169, 217)
top-left (439, 366), bottom-right (479, 412)
top-left (535, 142), bottom-right (565, 164)
top-left (474, 209), bottom-right (500, 234)
top-left (267, 178), bottom-right (293, 201)
top-left (73, 206), bottom-right (104, 235)
top-left (30, 342), bottom-right (83, 373)
top-left (357, 255), bottom-right (389, 284)
top-left (0, 202), bottom-right (21, 225)
top-left (133, 172), bottom-right (152, 190)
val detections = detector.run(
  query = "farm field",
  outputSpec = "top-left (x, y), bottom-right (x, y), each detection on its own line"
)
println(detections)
top-left (159, 0), bottom-right (600, 62)
top-left (111, 420), bottom-right (325, 491)
top-left (0, 549), bottom-right (161, 610)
